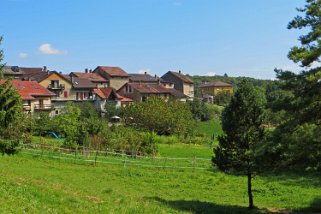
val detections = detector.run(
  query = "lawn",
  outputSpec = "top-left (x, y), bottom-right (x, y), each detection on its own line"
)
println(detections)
top-left (0, 150), bottom-right (320, 213)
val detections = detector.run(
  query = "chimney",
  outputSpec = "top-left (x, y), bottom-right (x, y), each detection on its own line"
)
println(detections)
top-left (157, 78), bottom-right (161, 85)
top-left (43, 66), bottom-right (47, 72)
top-left (155, 74), bottom-right (157, 78)
top-left (144, 71), bottom-right (147, 75)
top-left (179, 70), bottom-right (181, 74)
top-left (85, 68), bottom-right (88, 73)
top-left (89, 69), bottom-right (93, 73)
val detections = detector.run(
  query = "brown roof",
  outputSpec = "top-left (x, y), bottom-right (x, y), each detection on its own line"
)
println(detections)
top-left (0, 80), bottom-right (55, 100)
top-left (71, 77), bottom-right (96, 89)
top-left (96, 66), bottom-right (129, 77)
top-left (72, 72), bottom-right (108, 83)
top-left (93, 87), bottom-right (133, 102)
top-left (200, 81), bottom-right (233, 88)
top-left (3, 66), bottom-right (49, 81)
top-left (92, 87), bottom-right (114, 99)
top-left (121, 83), bottom-right (186, 98)
top-left (166, 71), bottom-right (193, 84)
top-left (129, 73), bottom-right (170, 83)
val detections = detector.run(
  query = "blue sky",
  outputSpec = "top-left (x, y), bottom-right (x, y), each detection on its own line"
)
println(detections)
top-left (1, 0), bottom-right (305, 79)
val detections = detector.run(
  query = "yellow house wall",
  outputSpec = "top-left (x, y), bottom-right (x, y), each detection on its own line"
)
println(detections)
top-left (202, 86), bottom-right (233, 96)
top-left (39, 73), bottom-right (72, 99)
top-left (183, 83), bottom-right (194, 98)
top-left (110, 77), bottom-right (129, 90)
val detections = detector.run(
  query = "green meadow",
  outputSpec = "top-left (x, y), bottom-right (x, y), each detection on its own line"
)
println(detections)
top-left (0, 144), bottom-right (320, 214)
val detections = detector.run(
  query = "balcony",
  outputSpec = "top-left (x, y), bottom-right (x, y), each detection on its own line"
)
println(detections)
top-left (34, 104), bottom-right (54, 111)
top-left (48, 84), bottom-right (65, 90)
top-left (22, 104), bottom-right (31, 111)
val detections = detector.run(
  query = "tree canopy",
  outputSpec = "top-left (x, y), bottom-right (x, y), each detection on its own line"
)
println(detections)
top-left (272, 0), bottom-right (321, 171)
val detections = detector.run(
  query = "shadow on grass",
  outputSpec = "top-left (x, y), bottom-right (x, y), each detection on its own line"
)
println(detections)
top-left (296, 197), bottom-right (321, 213)
top-left (147, 197), bottom-right (271, 214)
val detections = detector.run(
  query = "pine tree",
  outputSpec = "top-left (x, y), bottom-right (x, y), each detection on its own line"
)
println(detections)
top-left (273, 0), bottom-right (321, 170)
top-left (213, 80), bottom-right (265, 209)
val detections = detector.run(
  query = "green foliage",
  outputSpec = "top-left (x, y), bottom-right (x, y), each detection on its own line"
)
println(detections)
top-left (125, 97), bottom-right (194, 136)
top-left (0, 79), bottom-right (23, 155)
top-left (270, 0), bottom-right (321, 171)
top-left (186, 99), bottom-right (211, 121)
top-left (0, 80), bottom-right (22, 127)
top-left (105, 103), bottom-right (125, 120)
top-left (214, 91), bottom-right (232, 106)
top-left (213, 80), bottom-right (266, 209)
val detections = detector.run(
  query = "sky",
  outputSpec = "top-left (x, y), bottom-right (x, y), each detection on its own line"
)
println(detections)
top-left (0, 0), bottom-right (306, 79)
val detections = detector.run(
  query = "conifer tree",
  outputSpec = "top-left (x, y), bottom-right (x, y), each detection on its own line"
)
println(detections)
top-left (273, 0), bottom-right (321, 170)
top-left (213, 80), bottom-right (265, 209)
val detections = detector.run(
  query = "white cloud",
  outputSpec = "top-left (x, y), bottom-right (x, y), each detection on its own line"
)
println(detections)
top-left (38, 43), bottom-right (67, 55)
top-left (138, 68), bottom-right (151, 74)
top-left (207, 72), bottom-right (216, 76)
top-left (18, 52), bottom-right (28, 58)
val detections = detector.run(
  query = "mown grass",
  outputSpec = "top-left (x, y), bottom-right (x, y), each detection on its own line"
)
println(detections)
top-left (159, 143), bottom-right (213, 158)
top-left (0, 152), bottom-right (320, 213)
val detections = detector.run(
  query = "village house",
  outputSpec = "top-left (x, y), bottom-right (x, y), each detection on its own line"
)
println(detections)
top-left (3, 66), bottom-right (48, 81)
top-left (93, 66), bottom-right (129, 90)
top-left (0, 80), bottom-right (55, 115)
top-left (92, 87), bottom-right (133, 114)
top-left (38, 71), bottom-right (96, 115)
top-left (70, 69), bottom-right (109, 88)
top-left (117, 82), bottom-right (187, 102)
top-left (129, 72), bottom-right (174, 88)
top-left (200, 81), bottom-right (233, 96)
top-left (161, 70), bottom-right (194, 98)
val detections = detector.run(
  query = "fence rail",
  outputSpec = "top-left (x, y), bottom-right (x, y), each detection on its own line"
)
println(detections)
top-left (19, 144), bottom-right (213, 170)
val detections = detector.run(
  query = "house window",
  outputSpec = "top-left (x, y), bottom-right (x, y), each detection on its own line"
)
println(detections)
top-left (64, 91), bottom-right (68, 98)
top-left (76, 92), bottom-right (79, 100)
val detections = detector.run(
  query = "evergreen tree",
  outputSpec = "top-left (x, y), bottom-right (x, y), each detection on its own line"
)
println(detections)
top-left (273, 0), bottom-right (321, 170)
top-left (213, 80), bottom-right (265, 209)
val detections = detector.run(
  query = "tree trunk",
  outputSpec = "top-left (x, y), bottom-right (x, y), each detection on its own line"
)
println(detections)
top-left (247, 172), bottom-right (254, 209)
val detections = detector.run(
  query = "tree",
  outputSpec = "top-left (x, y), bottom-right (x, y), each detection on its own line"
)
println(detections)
top-left (213, 80), bottom-right (265, 209)
top-left (125, 96), bottom-right (194, 136)
top-left (186, 99), bottom-right (211, 121)
top-left (272, 0), bottom-right (321, 170)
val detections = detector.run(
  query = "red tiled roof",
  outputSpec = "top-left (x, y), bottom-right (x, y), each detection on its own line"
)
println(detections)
top-left (168, 71), bottom-right (193, 84)
top-left (0, 80), bottom-right (55, 100)
top-left (118, 95), bottom-right (133, 102)
top-left (96, 66), bottom-right (129, 77)
top-left (93, 87), bottom-right (114, 99)
top-left (200, 81), bottom-right (233, 88)
top-left (72, 72), bottom-right (108, 83)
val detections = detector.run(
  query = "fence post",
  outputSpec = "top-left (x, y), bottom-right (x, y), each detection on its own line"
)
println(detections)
top-left (193, 156), bottom-right (196, 172)
top-left (94, 149), bottom-right (98, 166)
top-left (123, 154), bottom-right (126, 167)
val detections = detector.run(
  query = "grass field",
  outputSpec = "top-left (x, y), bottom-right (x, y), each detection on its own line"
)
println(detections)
top-left (0, 146), bottom-right (320, 213)
top-left (196, 119), bottom-right (223, 138)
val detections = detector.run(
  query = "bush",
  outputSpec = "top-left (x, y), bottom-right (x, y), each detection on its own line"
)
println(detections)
top-left (0, 139), bottom-right (19, 155)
